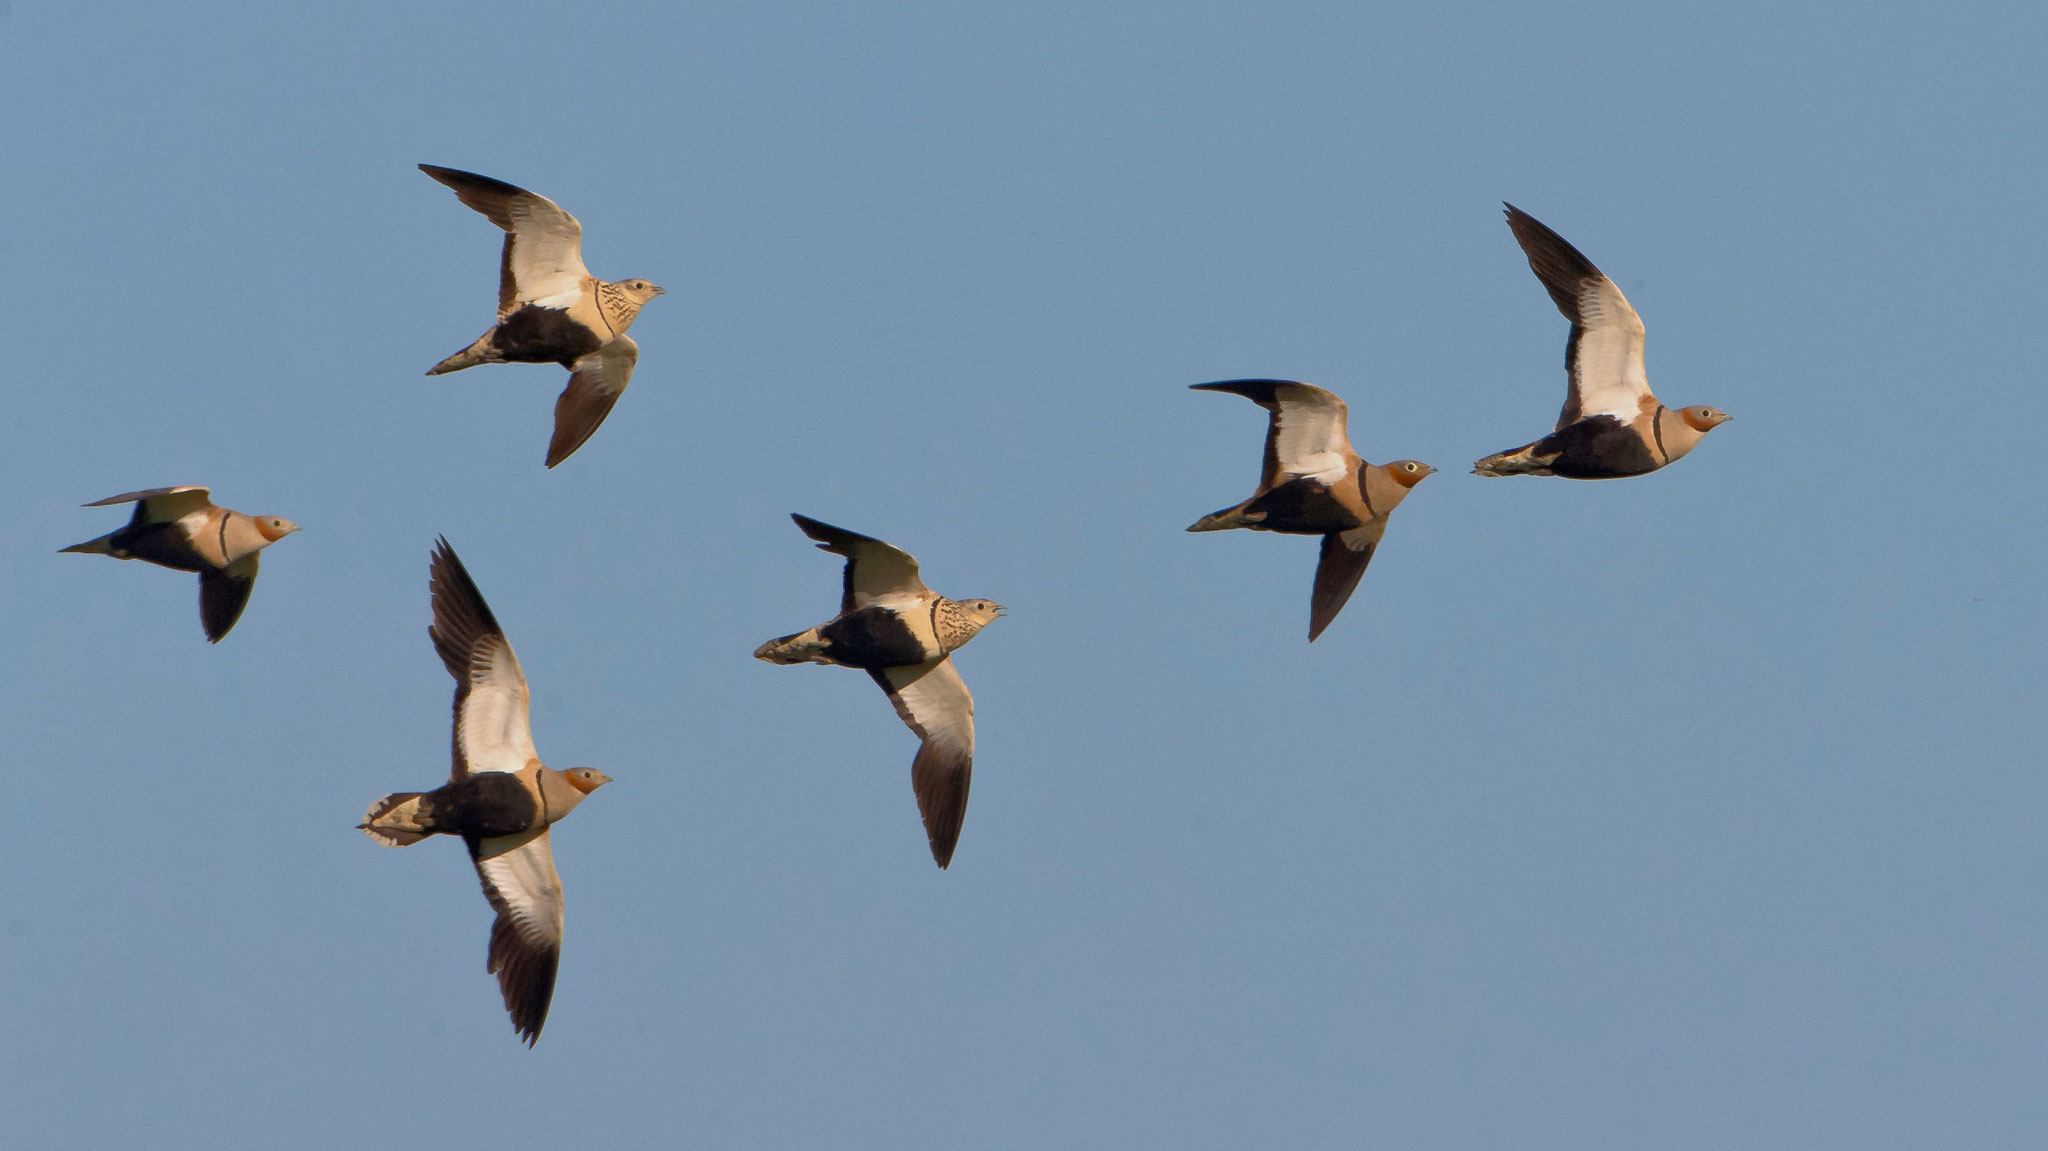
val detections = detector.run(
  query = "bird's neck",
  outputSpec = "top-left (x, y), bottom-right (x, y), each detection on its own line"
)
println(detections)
top-left (595, 280), bottom-right (645, 334)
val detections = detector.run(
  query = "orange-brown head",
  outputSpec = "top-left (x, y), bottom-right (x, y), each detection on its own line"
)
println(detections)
top-left (1382, 460), bottom-right (1437, 489)
top-left (255, 516), bottom-right (301, 543)
top-left (561, 767), bottom-right (612, 795)
top-left (1679, 406), bottom-right (1732, 433)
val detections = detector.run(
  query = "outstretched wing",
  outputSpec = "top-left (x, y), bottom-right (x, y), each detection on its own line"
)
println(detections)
top-left (790, 514), bottom-right (929, 614)
top-left (870, 658), bottom-right (975, 869)
top-left (470, 827), bottom-right (565, 1046)
top-left (84, 486), bottom-right (215, 526)
top-left (1308, 525), bottom-right (1383, 642)
top-left (197, 553), bottom-right (259, 643)
top-left (545, 336), bottom-right (638, 468)
top-left (1191, 380), bottom-right (1356, 491)
top-left (1503, 205), bottom-right (1652, 428)
top-left (429, 539), bottom-right (537, 781)
top-left (421, 165), bottom-right (590, 315)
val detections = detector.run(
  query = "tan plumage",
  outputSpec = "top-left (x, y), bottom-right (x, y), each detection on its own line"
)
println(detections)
top-left (1474, 205), bottom-right (1731, 479)
top-left (420, 164), bottom-right (666, 468)
top-left (358, 539), bottom-right (610, 1046)
top-left (754, 514), bottom-right (1004, 868)
top-left (1186, 380), bottom-right (1434, 641)
top-left (61, 486), bottom-right (299, 642)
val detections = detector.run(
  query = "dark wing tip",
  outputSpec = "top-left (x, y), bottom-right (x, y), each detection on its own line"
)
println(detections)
top-left (1189, 379), bottom-right (1302, 403)
top-left (427, 538), bottom-right (504, 679)
top-left (790, 513), bottom-right (884, 556)
top-left (911, 742), bottom-right (971, 870)
top-left (198, 567), bottom-right (255, 644)
top-left (488, 918), bottom-right (560, 1047)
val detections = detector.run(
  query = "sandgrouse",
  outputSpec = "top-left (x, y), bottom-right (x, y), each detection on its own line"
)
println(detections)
top-left (61, 486), bottom-right (300, 642)
top-left (754, 514), bottom-right (1004, 869)
top-left (420, 164), bottom-right (665, 468)
top-left (1188, 380), bottom-right (1434, 641)
top-left (1474, 204), bottom-right (1731, 479)
top-left (360, 539), bottom-right (612, 1046)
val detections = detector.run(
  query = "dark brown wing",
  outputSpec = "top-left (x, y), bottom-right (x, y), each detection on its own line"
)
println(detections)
top-left (545, 337), bottom-right (637, 468)
top-left (1308, 526), bottom-right (1379, 642)
top-left (869, 659), bottom-right (975, 869)
top-left (198, 555), bottom-right (258, 643)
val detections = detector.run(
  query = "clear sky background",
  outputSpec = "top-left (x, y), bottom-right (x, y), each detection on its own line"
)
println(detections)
top-left (3, 2), bottom-right (2044, 1147)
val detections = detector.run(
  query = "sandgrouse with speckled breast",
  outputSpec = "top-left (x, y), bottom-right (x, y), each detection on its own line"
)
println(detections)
top-left (755, 514), bottom-right (1004, 869)
top-left (420, 164), bottom-right (665, 468)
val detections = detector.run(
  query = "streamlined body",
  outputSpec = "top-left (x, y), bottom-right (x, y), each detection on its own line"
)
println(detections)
top-left (62, 485), bottom-right (299, 642)
top-left (1474, 205), bottom-right (1730, 478)
top-left (1187, 380), bottom-right (1434, 641)
top-left (360, 539), bottom-right (611, 1046)
top-left (755, 515), bottom-right (1004, 869)
top-left (420, 164), bottom-right (665, 468)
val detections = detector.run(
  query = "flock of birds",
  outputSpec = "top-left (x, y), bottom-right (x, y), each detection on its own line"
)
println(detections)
top-left (59, 166), bottom-right (1732, 1045)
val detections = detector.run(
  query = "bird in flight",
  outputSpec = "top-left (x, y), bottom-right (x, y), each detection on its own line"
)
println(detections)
top-left (1474, 204), bottom-right (1730, 479)
top-left (420, 164), bottom-right (666, 468)
top-left (61, 485), bottom-right (299, 642)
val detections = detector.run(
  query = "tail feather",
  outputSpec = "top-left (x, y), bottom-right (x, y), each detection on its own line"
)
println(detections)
top-left (1472, 442), bottom-right (1550, 477)
top-left (60, 532), bottom-right (114, 555)
top-left (1187, 502), bottom-right (1257, 533)
top-left (426, 335), bottom-right (497, 376)
top-left (754, 627), bottom-right (831, 665)
top-left (360, 792), bottom-right (432, 847)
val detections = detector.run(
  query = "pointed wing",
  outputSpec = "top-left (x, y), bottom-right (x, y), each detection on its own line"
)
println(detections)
top-left (545, 336), bottom-right (638, 468)
top-left (197, 553), bottom-right (259, 643)
top-left (870, 658), bottom-right (975, 868)
top-left (1308, 525), bottom-right (1383, 642)
top-left (790, 514), bottom-right (928, 613)
top-left (429, 539), bottom-right (538, 781)
top-left (1503, 205), bottom-right (1651, 427)
top-left (84, 486), bottom-right (214, 525)
top-left (471, 827), bottom-right (564, 1046)
top-left (1191, 380), bottom-right (1355, 490)
top-left (420, 165), bottom-right (589, 315)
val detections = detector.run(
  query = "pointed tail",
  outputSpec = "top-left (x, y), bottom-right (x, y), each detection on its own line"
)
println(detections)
top-left (754, 627), bottom-right (831, 665)
top-left (59, 532), bottom-right (114, 555)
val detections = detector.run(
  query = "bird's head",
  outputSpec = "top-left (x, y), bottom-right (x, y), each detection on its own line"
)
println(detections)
top-left (561, 767), bottom-right (612, 795)
top-left (257, 516), bottom-right (302, 542)
top-left (1383, 460), bottom-right (1437, 488)
top-left (1680, 406), bottom-right (1732, 432)
top-left (616, 279), bottom-right (666, 304)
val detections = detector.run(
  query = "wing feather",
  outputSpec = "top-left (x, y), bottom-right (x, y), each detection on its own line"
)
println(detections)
top-left (790, 514), bottom-right (928, 613)
top-left (1503, 205), bottom-right (1651, 427)
top-left (420, 165), bottom-right (589, 316)
top-left (1191, 380), bottom-right (1355, 489)
top-left (1308, 526), bottom-right (1381, 642)
top-left (429, 539), bottom-right (537, 780)
top-left (871, 659), bottom-right (975, 868)
top-left (471, 828), bottom-right (564, 1046)
top-left (545, 337), bottom-right (638, 468)
top-left (198, 554), bottom-right (258, 643)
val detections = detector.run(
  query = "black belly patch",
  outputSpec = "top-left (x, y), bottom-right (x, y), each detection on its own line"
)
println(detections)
top-left (1538, 416), bottom-right (1660, 478)
top-left (110, 522), bottom-right (209, 572)
top-left (819, 607), bottom-right (933, 669)
top-left (490, 306), bottom-right (603, 367)
top-left (1245, 479), bottom-right (1360, 534)
top-left (427, 772), bottom-right (538, 839)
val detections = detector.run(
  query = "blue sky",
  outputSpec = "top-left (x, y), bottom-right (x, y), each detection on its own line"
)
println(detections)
top-left (3, 2), bottom-right (2044, 1147)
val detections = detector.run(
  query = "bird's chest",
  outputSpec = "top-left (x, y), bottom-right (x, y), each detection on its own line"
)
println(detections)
top-left (818, 604), bottom-right (940, 669)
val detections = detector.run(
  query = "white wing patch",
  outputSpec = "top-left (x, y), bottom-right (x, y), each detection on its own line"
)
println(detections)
top-left (1270, 385), bottom-right (1355, 482)
top-left (458, 635), bottom-right (539, 775)
top-left (1570, 276), bottom-right (1653, 421)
